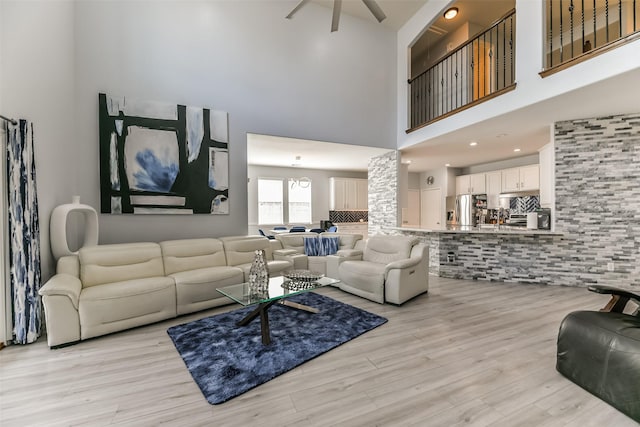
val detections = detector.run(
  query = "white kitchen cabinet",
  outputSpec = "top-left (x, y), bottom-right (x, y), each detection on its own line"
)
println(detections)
top-left (485, 171), bottom-right (502, 208)
top-left (330, 178), bottom-right (368, 210)
top-left (501, 165), bottom-right (539, 192)
top-left (501, 168), bottom-right (521, 192)
top-left (455, 173), bottom-right (486, 195)
top-left (520, 164), bottom-right (540, 191)
top-left (356, 179), bottom-right (368, 210)
top-left (539, 143), bottom-right (554, 207)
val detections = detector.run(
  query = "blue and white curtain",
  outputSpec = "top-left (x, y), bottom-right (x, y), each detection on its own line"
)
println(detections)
top-left (6, 120), bottom-right (41, 344)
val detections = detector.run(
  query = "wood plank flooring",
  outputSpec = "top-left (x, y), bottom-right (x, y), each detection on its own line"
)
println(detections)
top-left (1, 277), bottom-right (638, 426)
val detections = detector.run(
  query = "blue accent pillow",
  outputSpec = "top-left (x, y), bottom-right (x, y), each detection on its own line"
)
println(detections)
top-left (318, 236), bottom-right (339, 256)
top-left (303, 237), bottom-right (319, 256)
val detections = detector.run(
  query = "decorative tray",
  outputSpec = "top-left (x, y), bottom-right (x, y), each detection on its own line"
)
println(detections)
top-left (282, 270), bottom-right (324, 282)
top-left (281, 280), bottom-right (320, 291)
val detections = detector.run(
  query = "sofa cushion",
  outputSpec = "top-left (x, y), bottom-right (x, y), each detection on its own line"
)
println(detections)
top-left (79, 243), bottom-right (165, 288)
top-left (363, 236), bottom-right (418, 265)
top-left (339, 260), bottom-right (386, 288)
top-left (220, 236), bottom-right (274, 266)
top-left (160, 238), bottom-right (227, 275)
top-left (334, 233), bottom-right (363, 250)
top-left (79, 276), bottom-right (176, 339)
top-left (169, 266), bottom-right (244, 315)
top-left (275, 232), bottom-right (319, 253)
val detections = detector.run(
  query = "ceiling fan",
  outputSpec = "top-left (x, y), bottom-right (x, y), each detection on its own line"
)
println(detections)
top-left (286, 0), bottom-right (387, 32)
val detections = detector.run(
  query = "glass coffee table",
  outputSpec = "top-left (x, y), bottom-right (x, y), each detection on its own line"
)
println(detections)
top-left (217, 275), bottom-right (340, 345)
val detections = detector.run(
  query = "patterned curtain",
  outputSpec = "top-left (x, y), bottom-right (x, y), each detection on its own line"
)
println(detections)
top-left (6, 120), bottom-right (42, 344)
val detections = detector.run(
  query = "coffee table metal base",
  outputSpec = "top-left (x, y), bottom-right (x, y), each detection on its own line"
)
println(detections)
top-left (236, 300), bottom-right (319, 345)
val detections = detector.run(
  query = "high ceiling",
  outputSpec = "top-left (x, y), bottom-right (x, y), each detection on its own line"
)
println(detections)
top-left (247, 134), bottom-right (392, 172)
top-left (250, 1), bottom-right (640, 174)
top-left (310, 0), bottom-right (428, 31)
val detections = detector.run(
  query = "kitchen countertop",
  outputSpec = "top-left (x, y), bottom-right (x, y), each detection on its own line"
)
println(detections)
top-left (334, 222), bottom-right (368, 225)
top-left (390, 226), bottom-right (562, 236)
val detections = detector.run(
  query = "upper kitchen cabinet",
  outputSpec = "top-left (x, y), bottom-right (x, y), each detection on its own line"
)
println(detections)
top-left (485, 171), bottom-right (502, 208)
top-left (456, 173), bottom-right (486, 195)
top-left (501, 165), bottom-right (540, 192)
top-left (330, 177), bottom-right (368, 210)
top-left (538, 143), bottom-right (555, 207)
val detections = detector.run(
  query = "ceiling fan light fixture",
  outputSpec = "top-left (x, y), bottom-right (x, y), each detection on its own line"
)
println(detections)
top-left (444, 7), bottom-right (459, 20)
top-left (286, 0), bottom-right (386, 32)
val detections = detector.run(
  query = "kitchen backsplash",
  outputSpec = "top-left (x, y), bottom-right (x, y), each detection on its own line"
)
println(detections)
top-left (329, 210), bottom-right (368, 223)
top-left (509, 195), bottom-right (540, 213)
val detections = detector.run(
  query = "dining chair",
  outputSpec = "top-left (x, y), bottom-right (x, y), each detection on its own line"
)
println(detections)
top-left (258, 229), bottom-right (275, 240)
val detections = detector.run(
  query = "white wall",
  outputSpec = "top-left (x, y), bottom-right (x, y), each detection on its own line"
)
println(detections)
top-left (247, 165), bottom-right (366, 235)
top-left (1, 1), bottom-right (397, 280)
top-left (1, 1), bottom-right (76, 281)
top-left (397, 0), bottom-right (640, 148)
top-left (73, 1), bottom-right (396, 248)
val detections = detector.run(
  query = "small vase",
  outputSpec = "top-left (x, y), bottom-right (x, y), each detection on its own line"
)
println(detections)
top-left (248, 249), bottom-right (270, 296)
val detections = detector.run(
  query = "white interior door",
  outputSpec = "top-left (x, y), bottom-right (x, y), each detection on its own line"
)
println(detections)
top-left (421, 188), bottom-right (442, 229)
top-left (404, 189), bottom-right (420, 227)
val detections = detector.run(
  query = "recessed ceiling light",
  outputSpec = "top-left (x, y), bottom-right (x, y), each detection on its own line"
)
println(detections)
top-left (514, 148), bottom-right (521, 152)
top-left (469, 141), bottom-right (478, 146)
top-left (445, 163), bottom-right (451, 167)
top-left (443, 7), bottom-right (458, 20)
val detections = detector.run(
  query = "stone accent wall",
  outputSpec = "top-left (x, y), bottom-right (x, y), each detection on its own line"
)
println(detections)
top-left (553, 113), bottom-right (640, 288)
top-left (395, 112), bottom-right (640, 289)
top-left (368, 151), bottom-right (401, 236)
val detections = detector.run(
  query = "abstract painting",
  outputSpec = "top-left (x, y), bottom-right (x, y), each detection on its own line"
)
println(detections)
top-left (99, 93), bottom-right (229, 214)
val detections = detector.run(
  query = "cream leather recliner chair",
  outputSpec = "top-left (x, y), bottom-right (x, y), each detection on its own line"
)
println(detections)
top-left (331, 235), bottom-right (429, 304)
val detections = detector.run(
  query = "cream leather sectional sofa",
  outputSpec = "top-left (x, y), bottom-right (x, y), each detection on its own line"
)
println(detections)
top-left (272, 232), bottom-right (364, 276)
top-left (38, 236), bottom-right (292, 348)
top-left (39, 232), bottom-right (429, 348)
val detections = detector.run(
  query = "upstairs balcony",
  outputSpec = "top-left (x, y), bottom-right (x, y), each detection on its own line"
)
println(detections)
top-left (406, 0), bottom-right (640, 133)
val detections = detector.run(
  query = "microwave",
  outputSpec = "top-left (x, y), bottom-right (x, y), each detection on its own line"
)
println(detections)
top-left (537, 209), bottom-right (551, 230)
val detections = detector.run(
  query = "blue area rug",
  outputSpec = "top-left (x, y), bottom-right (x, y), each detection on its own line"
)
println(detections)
top-left (167, 292), bottom-right (387, 404)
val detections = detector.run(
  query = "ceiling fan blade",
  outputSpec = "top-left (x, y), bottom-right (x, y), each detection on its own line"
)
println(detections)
top-left (286, 0), bottom-right (311, 19)
top-left (362, 0), bottom-right (387, 23)
top-left (331, 0), bottom-right (342, 32)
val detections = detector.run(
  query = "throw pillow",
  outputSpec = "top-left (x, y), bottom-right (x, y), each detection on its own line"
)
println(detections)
top-left (318, 236), bottom-right (339, 256)
top-left (303, 237), bottom-right (319, 256)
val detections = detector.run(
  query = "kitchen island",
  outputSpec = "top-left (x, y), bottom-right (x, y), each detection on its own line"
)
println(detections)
top-left (391, 225), bottom-right (562, 236)
top-left (386, 226), bottom-right (565, 285)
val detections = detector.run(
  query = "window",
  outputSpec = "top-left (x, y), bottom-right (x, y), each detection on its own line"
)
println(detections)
top-left (258, 178), bottom-right (283, 224)
top-left (288, 178), bottom-right (312, 224)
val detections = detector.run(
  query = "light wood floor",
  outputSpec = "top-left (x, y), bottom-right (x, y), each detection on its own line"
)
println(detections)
top-left (1, 277), bottom-right (638, 427)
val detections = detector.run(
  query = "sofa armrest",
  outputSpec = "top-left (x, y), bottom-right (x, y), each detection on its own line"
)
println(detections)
top-left (39, 274), bottom-right (82, 310)
top-left (39, 274), bottom-right (83, 347)
top-left (588, 285), bottom-right (640, 313)
top-left (336, 249), bottom-right (363, 258)
top-left (384, 257), bottom-right (422, 275)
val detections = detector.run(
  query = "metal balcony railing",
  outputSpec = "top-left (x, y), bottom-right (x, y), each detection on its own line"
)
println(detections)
top-left (408, 10), bottom-right (516, 132)
top-left (545, 0), bottom-right (640, 71)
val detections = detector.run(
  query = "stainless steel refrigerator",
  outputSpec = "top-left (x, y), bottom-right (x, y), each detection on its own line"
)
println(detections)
top-left (446, 194), bottom-right (476, 227)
